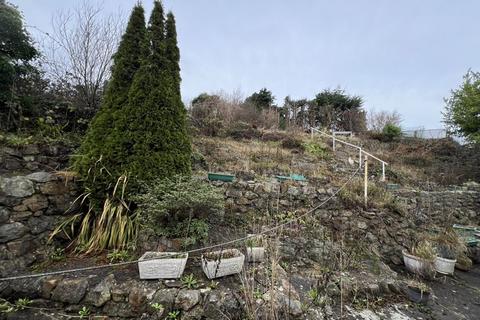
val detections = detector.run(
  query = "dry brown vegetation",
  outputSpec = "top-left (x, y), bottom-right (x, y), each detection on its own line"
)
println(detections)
top-left (193, 131), bottom-right (334, 179)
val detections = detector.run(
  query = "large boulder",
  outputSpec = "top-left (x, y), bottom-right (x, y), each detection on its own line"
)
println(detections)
top-left (40, 181), bottom-right (68, 195)
top-left (151, 288), bottom-right (178, 306)
top-left (25, 172), bottom-right (56, 183)
top-left (0, 176), bottom-right (35, 198)
top-left (2, 277), bottom-right (43, 299)
top-left (26, 216), bottom-right (56, 235)
top-left (0, 206), bottom-right (10, 223)
top-left (22, 194), bottom-right (49, 212)
top-left (85, 274), bottom-right (115, 307)
top-left (0, 222), bottom-right (29, 243)
top-left (128, 282), bottom-right (157, 312)
top-left (51, 277), bottom-right (89, 304)
top-left (175, 289), bottom-right (201, 311)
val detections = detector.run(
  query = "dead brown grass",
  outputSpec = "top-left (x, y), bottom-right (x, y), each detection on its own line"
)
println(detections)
top-left (194, 133), bottom-right (331, 178)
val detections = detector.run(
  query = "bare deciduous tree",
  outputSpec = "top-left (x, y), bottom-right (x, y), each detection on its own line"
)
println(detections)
top-left (367, 109), bottom-right (403, 132)
top-left (40, 1), bottom-right (124, 112)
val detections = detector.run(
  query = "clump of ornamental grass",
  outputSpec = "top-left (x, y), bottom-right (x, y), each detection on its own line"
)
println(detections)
top-left (50, 175), bottom-right (137, 254)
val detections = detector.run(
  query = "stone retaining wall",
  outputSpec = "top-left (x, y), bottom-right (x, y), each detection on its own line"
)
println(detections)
top-left (393, 182), bottom-right (480, 225)
top-left (215, 177), bottom-right (333, 214)
top-left (0, 172), bottom-right (77, 277)
top-left (0, 143), bottom-right (73, 175)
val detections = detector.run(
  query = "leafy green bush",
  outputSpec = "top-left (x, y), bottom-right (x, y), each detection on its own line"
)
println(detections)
top-left (303, 141), bottom-right (330, 158)
top-left (444, 70), bottom-right (480, 144)
top-left (382, 123), bottom-right (402, 141)
top-left (135, 175), bottom-right (224, 219)
top-left (134, 175), bottom-right (224, 247)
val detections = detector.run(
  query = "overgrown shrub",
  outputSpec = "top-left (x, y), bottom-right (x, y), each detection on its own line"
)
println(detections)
top-left (339, 178), bottom-right (393, 209)
top-left (382, 123), bottom-right (402, 141)
top-left (225, 121), bottom-right (262, 139)
top-left (303, 140), bottom-right (330, 158)
top-left (281, 136), bottom-right (305, 151)
top-left (261, 131), bottom-right (287, 142)
top-left (190, 93), bottom-right (230, 136)
top-left (134, 175), bottom-right (224, 247)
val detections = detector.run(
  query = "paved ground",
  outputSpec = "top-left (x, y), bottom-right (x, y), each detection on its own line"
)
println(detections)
top-left (348, 265), bottom-right (480, 320)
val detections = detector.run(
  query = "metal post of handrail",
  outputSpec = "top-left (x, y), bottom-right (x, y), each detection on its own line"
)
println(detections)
top-left (311, 127), bottom-right (388, 181)
top-left (359, 148), bottom-right (362, 169)
top-left (381, 162), bottom-right (385, 182)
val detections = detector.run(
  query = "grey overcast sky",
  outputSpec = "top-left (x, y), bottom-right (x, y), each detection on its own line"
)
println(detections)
top-left (14, 0), bottom-right (480, 129)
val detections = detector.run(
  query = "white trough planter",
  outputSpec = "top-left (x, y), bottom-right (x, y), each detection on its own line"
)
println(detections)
top-left (402, 250), bottom-right (434, 276)
top-left (138, 251), bottom-right (188, 279)
top-left (434, 256), bottom-right (456, 275)
top-left (246, 247), bottom-right (265, 262)
top-left (201, 249), bottom-right (244, 279)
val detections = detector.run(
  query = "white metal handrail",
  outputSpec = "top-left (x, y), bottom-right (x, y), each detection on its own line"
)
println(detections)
top-left (310, 127), bottom-right (388, 181)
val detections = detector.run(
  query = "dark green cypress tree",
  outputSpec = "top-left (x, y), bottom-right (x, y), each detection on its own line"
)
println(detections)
top-left (112, 1), bottom-right (191, 188)
top-left (73, 5), bottom-right (147, 194)
top-left (165, 12), bottom-right (181, 96)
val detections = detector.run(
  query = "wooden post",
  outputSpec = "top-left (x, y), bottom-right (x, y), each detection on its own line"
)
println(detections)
top-left (364, 156), bottom-right (368, 208)
top-left (310, 127), bottom-right (313, 139)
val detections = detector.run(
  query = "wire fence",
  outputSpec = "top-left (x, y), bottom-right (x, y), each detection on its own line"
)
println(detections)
top-left (402, 128), bottom-right (466, 144)
top-left (402, 128), bottom-right (448, 139)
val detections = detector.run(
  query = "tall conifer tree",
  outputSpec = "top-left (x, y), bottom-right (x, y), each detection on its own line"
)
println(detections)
top-left (165, 12), bottom-right (181, 96)
top-left (74, 5), bottom-right (147, 194)
top-left (115, 0), bottom-right (191, 187)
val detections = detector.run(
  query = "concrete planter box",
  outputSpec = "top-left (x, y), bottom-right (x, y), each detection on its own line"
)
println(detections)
top-left (246, 247), bottom-right (265, 263)
top-left (201, 249), bottom-right (244, 279)
top-left (434, 256), bottom-right (456, 275)
top-left (138, 252), bottom-right (188, 279)
top-left (402, 250), bottom-right (434, 276)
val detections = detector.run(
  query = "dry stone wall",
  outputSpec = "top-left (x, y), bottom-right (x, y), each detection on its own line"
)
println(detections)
top-left (0, 143), bottom-right (78, 277)
top-left (0, 172), bottom-right (78, 277)
top-left (0, 143), bottom-right (479, 319)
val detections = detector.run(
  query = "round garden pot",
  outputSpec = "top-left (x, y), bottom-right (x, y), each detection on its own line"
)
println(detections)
top-left (434, 256), bottom-right (456, 275)
top-left (402, 250), bottom-right (434, 276)
top-left (405, 286), bottom-right (431, 304)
